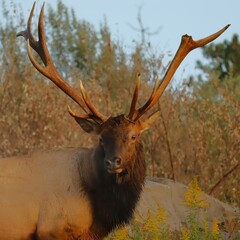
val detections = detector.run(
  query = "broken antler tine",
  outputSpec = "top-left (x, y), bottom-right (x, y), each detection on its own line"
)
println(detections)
top-left (16, 30), bottom-right (29, 40)
top-left (128, 73), bottom-right (141, 120)
top-left (16, 2), bottom-right (36, 43)
top-left (16, 2), bottom-right (36, 40)
top-left (16, 2), bottom-right (48, 65)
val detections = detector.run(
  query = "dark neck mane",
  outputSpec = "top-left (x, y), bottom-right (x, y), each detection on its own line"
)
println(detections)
top-left (82, 143), bottom-right (146, 238)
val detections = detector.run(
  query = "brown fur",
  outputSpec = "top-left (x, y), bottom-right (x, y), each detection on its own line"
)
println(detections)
top-left (78, 115), bottom-right (146, 238)
top-left (0, 116), bottom-right (146, 239)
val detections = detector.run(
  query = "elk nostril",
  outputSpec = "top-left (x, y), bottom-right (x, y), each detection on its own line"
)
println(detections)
top-left (114, 157), bottom-right (121, 166)
top-left (105, 157), bottom-right (122, 169)
top-left (105, 160), bottom-right (111, 167)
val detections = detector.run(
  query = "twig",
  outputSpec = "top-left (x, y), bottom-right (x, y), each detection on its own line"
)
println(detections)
top-left (158, 102), bottom-right (175, 180)
top-left (208, 162), bottom-right (239, 195)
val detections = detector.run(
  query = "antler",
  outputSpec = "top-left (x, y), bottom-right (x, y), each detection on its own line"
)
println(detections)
top-left (17, 2), bottom-right (106, 124)
top-left (128, 24), bottom-right (230, 121)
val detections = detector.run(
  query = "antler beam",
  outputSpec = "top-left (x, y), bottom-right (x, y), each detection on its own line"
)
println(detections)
top-left (17, 2), bottom-right (106, 123)
top-left (128, 24), bottom-right (230, 121)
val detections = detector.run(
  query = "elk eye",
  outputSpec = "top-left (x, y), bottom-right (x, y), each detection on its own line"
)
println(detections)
top-left (131, 134), bottom-right (137, 140)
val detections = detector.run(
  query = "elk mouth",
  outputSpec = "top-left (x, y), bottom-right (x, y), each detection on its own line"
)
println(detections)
top-left (106, 166), bottom-right (129, 184)
top-left (115, 169), bottom-right (129, 184)
top-left (105, 160), bottom-right (130, 184)
top-left (106, 167), bottom-right (124, 174)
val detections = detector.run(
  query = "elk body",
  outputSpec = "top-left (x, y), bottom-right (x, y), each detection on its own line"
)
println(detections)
top-left (0, 120), bottom-right (146, 239)
top-left (0, 2), bottom-right (229, 240)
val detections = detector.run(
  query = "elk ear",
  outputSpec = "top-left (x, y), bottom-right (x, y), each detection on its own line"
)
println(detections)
top-left (68, 106), bottom-right (100, 133)
top-left (73, 117), bottom-right (100, 134)
top-left (138, 111), bottom-right (160, 132)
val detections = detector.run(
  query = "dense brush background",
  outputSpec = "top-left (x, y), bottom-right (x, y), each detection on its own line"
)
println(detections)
top-left (0, 0), bottom-right (239, 207)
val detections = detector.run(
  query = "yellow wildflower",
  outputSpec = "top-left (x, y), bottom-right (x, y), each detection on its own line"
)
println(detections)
top-left (184, 176), bottom-right (208, 208)
top-left (113, 226), bottom-right (129, 240)
top-left (180, 226), bottom-right (190, 240)
top-left (212, 217), bottom-right (222, 240)
top-left (156, 204), bottom-right (168, 224)
top-left (143, 209), bottom-right (158, 234)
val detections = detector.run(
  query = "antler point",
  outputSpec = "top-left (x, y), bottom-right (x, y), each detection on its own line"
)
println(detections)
top-left (79, 80), bottom-right (84, 92)
top-left (67, 105), bottom-right (75, 116)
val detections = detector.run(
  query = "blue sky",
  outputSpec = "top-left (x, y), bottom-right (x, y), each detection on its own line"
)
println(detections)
top-left (10, 0), bottom-right (240, 81)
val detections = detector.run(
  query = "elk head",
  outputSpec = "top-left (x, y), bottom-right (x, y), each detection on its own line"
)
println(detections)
top-left (17, 2), bottom-right (229, 183)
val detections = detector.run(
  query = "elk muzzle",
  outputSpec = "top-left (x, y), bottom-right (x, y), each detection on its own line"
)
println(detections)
top-left (105, 156), bottom-right (123, 174)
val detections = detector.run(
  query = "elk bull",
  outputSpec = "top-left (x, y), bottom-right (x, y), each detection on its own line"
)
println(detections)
top-left (0, 2), bottom-right (229, 240)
